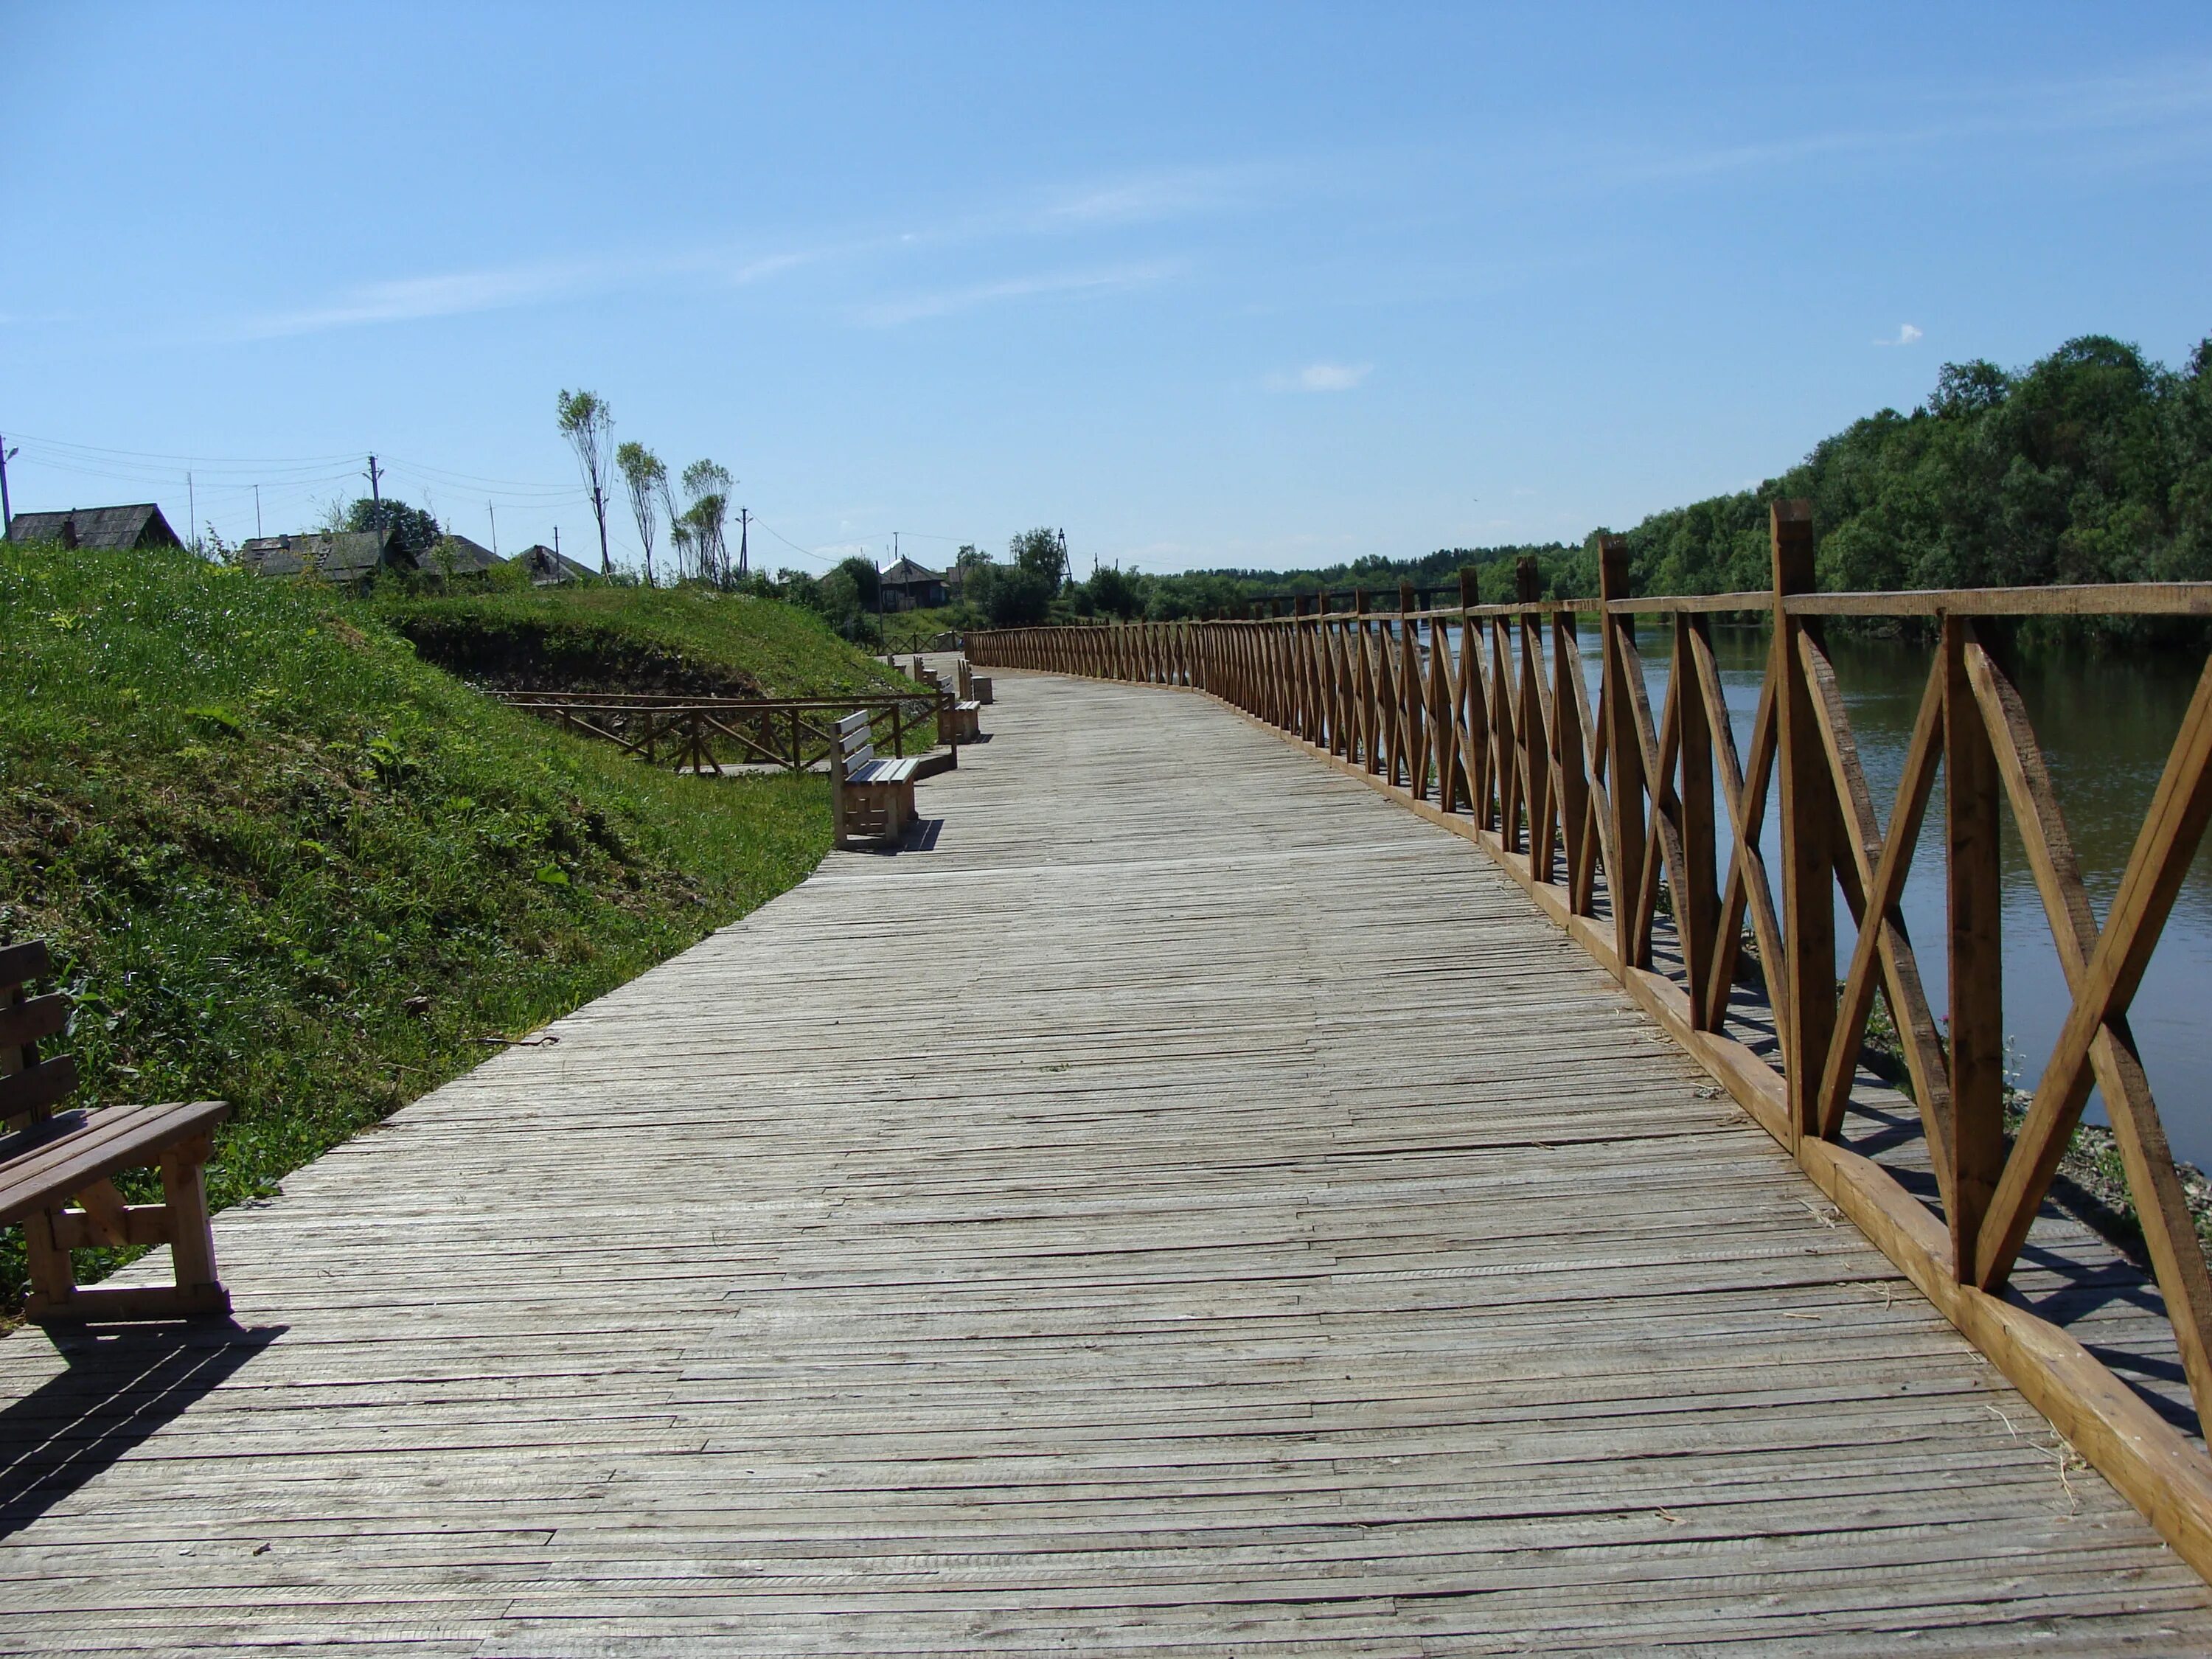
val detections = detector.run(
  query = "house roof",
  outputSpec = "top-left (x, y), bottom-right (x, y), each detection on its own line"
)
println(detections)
top-left (512, 543), bottom-right (597, 582)
top-left (4, 504), bottom-right (181, 550)
top-left (424, 534), bottom-right (501, 574)
top-left (880, 556), bottom-right (945, 585)
top-left (237, 529), bottom-right (408, 580)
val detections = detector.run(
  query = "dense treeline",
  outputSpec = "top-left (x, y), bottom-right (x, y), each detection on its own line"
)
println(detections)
top-left (1614, 333), bottom-right (2212, 600)
top-left (1041, 333), bottom-right (2212, 625)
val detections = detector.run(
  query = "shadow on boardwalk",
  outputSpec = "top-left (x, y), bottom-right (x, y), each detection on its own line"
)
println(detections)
top-left (0, 1322), bottom-right (281, 1538)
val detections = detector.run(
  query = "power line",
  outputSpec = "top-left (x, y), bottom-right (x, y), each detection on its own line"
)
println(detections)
top-left (751, 519), bottom-right (845, 568)
top-left (2, 431), bottom-right (359, 472)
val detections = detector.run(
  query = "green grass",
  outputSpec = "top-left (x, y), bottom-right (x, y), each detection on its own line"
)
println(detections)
top-left (372, 580), bottom-right (921, 698)
top-left (1, 545), bottom-right (835, 1311)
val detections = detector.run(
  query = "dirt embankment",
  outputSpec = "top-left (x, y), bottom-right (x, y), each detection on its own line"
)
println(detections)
top-left (389, 614), bottom-right (764, 698)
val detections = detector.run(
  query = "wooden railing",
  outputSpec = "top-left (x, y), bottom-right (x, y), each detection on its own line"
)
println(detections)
top-left (970, 504), bottom-right (2212, 1574)
top-left (494, 690), bottom-right (950, 776)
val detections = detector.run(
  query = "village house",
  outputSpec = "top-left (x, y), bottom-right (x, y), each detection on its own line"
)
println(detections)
top-left (422, 534), bottom-right (502, 577)
top-left (4, 503), bottom-right (182, 550)
top-left (236, 528), bottom-right (411, 590)
top-left (878, 554), bottom-right (950, 611)
top-left (512, 543), bottom-right (597, 585)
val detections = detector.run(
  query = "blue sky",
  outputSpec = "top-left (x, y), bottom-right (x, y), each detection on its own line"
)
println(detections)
top-left (4, 2), bottom-right (2211, 575)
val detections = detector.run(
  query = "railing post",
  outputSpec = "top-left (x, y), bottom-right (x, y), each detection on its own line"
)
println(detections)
top-left (1517, 557), bottom-right (1554, 882)
top-left (1354, 588), bottom-right (1380, 773)
top-left (1399, 580), bottom-right (1423, 795)
top-left (1944, 615), bottom-right (2004, 1279)
top-left (1599, 538), bottom-right (1645, 973)
top-left (1677, 613), bottom-right (1719, 1028)
top-left (1455, 566), bottom-right (1481, 814)
top-left (1772, 498), bottom-right (1831, 1146)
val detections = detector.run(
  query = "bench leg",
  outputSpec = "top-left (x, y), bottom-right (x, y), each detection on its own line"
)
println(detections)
top-left (161, 1136), bottom-right (222, 1298)
top-left (21, 1206), bottom-right (77, 1318)
top-left (26, 1137), bottom-right (231, 1323)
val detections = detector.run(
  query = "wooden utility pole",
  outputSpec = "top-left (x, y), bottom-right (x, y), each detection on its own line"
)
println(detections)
top-left (737, 507), bottom-right (751, 578)
top-left (0, 433), bottom-right (15, 536)
top-left (365, 455), bottom-right (383, 534)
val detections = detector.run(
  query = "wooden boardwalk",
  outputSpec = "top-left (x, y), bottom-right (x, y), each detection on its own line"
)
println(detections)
top-left (4, 664), bottom-right (2209, 1654)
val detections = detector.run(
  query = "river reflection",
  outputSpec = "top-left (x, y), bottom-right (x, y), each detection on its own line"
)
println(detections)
top-left (1397, 616), bottom-right (2212, 1166)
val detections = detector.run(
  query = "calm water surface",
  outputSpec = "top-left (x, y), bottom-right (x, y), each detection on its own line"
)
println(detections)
top-left (1399, 619), bottom-right (2212, 1165)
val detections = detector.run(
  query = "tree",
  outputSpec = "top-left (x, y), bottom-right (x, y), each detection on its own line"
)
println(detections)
top-left (680, 459), bottom-right (732, 586)
top-left (833, 554), bottom-right (880, 610)
top-left (344, 497), bottom-right (440, 557)
top-left (556, 389), bottom-right (615, 576)
top-left (965, 561), bottom-right (1053, 625)
top-left (814, 566), bottom-right (872, 639)
top-left (1010, 526), bottom-right (1067, 591)
top-left (1088, 561), bottom-right (1144, 619)
top-left (616, 442), bottom-right (667, 585)
top-left (658, 473), bottom-right (687, 581)
top-left (1931, 359), bottom-right (2009, 420)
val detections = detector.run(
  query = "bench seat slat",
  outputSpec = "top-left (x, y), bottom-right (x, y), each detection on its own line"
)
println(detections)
top-left (849, 758), bottom-right (920, 786)
top-left (0, 1099), bottom-right (231, 1226)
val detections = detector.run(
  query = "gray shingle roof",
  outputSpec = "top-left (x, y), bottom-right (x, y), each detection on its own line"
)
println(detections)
top-left (4, 504), bottom-right (181, 550)
top-left (237, 529), bottom-right (410, 580)
top-left (422, 534), bottom-right (501, 575)
top-left (512, 543), bottom-right (597, 583)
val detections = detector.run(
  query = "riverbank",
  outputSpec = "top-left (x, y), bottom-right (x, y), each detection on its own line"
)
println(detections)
top-left (0, 544), bottom-right (844, 1311)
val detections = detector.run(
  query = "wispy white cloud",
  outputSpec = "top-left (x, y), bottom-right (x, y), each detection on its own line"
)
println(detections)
top-left (237, 262), bottom-right (599, 337)
top-left (1874, 322), bottom-right (1924, 347)
top-left (232, 246), bottom-right (820, 340)
top-left (1566, 59), bottom-right (2212, 192)
top-left (1038, 164), bottom-right (1273, 227)
top-left (1266, 361), bottom-right (1372, 393)
top-left (856, 261), bottom-right (1181, 327)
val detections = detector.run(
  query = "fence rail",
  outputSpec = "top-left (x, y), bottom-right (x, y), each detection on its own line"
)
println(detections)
top-left (494, 690), bottom-right (951, 776)
top-left (969, 507), bottom-right (2212, 1576)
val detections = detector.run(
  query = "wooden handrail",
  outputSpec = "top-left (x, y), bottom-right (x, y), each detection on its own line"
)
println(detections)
top-left (495, 689), bottom-right (950, 775)
top-left (963, 523), bottom-right (2212, 1579)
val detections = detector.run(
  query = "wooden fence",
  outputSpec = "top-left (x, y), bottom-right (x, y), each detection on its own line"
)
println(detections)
top-left (970, 502), bottom-right (2212, 1574)
top-left (494, 690), bottom-right (950, 776)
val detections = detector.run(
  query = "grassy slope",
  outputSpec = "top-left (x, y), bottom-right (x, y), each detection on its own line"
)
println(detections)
top-left (374, 581), bottom-right (918, 697)
top-left (1, 546), bottom-right (832, 1308)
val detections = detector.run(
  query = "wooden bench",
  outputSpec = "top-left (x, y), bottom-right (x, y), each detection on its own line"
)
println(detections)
top-left (830, 711), bottom-right (925, 849)
top-left (1, 941), bottom-right (231, 1321)
top-left (957, 660), bottom-right (992, 706)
